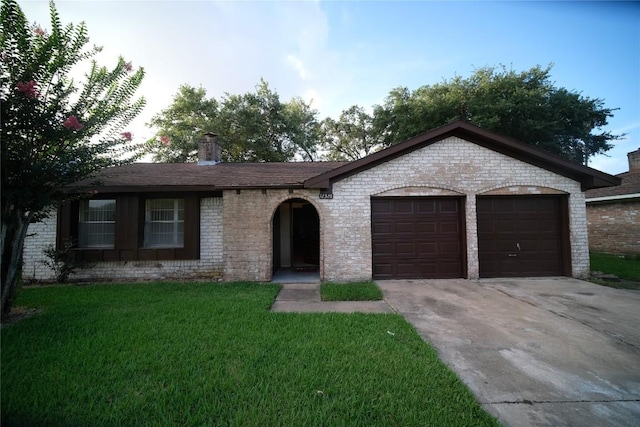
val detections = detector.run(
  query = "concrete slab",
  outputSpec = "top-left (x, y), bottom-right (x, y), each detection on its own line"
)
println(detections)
top-left (377, 278), bottom-right (640, 427)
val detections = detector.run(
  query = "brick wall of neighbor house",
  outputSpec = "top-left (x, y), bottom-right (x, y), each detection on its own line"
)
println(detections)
top-left (22, 197), bottom-right (224, 282)
top-left (318, 136), bottom-right (588, 281)
top-left (586, 201), bottom-right (640, 255)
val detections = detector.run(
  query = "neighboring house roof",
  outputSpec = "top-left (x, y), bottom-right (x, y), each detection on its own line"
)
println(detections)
top-left (74, 120), bottom-right (620, 194)
top-left (585, 171), bottom-right (640, 202)
top-left (78, 162), bottom-right (347, 193)
top-left (304, 121), bottom-right (620, 191)
top-left (585, 147), bottom-right (640, 202)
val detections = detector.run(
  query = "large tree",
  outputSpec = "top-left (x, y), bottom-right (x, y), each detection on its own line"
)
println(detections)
top-left (371, 65), bottom-right (621, 165)
top-left (146, 79), bottom-right (320, 162)
top-left (320, 105), bottom-right (384, 161)
top-left (1, 0), bottom-right (145, 316)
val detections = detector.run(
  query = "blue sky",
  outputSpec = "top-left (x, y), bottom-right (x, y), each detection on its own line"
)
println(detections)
top-left (18, 1), bottom-right (640, 174)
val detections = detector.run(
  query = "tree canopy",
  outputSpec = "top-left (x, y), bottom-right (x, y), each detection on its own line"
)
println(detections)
top-left (152, 65), bottom-right (621, 166)
top-left (320, 105), bottom-right (384, 161)
top-left (146, 79), bottom-right (320, 162)
top-left (371, 65), bottom-right (622, 165)
top-left (1, 0), bottom-right (145, 315)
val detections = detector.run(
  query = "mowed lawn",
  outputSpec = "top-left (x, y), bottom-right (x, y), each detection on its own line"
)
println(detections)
top-left (1, 282), bottom-right (497, 426)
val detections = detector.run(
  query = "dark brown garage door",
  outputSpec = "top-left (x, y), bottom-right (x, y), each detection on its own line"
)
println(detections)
top-left (477, 196), bottom-right (569, 277)
top-left (371, 197), bottom-right (465, 279)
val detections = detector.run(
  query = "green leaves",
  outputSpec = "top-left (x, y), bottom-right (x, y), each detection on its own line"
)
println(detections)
top-left (321, 105), bottom-right (383, 161)
top-left (1, 0), bottom-right (146, 214)
top-left (372, 65), bottom-right (622, 165)
top-left (146, 79), bottom-right (320, 163)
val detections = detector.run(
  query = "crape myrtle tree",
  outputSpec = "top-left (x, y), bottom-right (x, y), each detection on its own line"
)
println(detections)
top-left (371, 65), bottom-right (622, 165)
top-left (146, 79), bottom-right (320, 162)
top-left (1, 0), bottom-right (145, 316)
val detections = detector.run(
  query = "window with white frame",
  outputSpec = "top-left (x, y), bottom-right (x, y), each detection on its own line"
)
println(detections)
top-left (144, 199), bottom-right (184, 247)
top-left (78, 199), bottom-right (116, 248)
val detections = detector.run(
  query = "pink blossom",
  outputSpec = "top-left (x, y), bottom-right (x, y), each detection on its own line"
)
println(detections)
top-left (34, 26), bottom-right (46, 36)
top-left (16, 80), bottom-right (38, 98)
top-left (160, 135), bottom-right (170, 146)
top-left (121, 131), bottom-right (132, 141)
top-left (124, 61), bottom-right (133, 72)
top-left (63, 115), bottom-right (84, 130)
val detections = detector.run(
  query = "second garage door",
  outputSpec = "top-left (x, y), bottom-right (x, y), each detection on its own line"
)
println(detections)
top-left (371, 197), bottom-right (465, 279)
top-left (477, 196), bottom-right (569, 277)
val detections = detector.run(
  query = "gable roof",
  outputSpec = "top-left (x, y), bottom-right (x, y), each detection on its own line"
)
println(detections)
top-left (303, 120), bottom-right (621, 191)
top-left (76, 161), bottom-right (346, 193)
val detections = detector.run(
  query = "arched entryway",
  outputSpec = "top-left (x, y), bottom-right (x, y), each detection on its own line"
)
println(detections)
top-left (272, 198), bottom-right (320, 282)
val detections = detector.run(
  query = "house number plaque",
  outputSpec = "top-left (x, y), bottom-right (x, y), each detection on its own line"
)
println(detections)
top-left (319, 192), bottom-right (333, 199)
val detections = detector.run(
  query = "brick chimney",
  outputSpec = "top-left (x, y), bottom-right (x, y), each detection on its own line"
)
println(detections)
top-left (198, 132), bottom-right (221, 165)
top-left (628, 148), bottom-right (640, 173)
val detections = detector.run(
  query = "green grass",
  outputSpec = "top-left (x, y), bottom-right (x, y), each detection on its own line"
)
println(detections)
top-left (590, 252), bottom-right (640, 282)
top-left (321, 281), bottom-right (384, 301)
top-left (1, 282), bottom-right (496, 426)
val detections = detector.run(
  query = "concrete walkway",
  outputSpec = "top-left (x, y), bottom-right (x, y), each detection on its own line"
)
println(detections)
top-left (271, 283), bottom-right (394, 313)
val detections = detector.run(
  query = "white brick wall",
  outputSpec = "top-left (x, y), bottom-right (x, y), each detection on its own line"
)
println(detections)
top-left (318, 137), bottom-right (588, 280)
top-left (22, 210), bottom-right (57, 280)
top-left (22, 197), bottom-right (224, 282)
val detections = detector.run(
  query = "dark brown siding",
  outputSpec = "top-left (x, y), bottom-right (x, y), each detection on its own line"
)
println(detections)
top-left (477, 195), bottom-right (570, 277)
top-left (371, 197), bottom-right (465, 279)
top-left (57, 192), bottom-right (203, 262)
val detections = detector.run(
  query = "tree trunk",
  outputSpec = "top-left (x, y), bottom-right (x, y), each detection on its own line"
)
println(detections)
top-left (1, 207), bottom-right (34, 318)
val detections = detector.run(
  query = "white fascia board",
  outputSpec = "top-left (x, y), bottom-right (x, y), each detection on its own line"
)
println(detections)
top-left (585, 193), bottom-right (640, 203)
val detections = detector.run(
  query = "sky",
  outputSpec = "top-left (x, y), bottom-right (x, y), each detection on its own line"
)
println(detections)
top-left (17, 0), bottom-right (640, 174)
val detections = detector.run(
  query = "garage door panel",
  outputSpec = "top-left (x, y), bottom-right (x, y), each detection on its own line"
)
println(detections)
top-left (372, 242), bottom-right (393, 255)
top-left (373, 262), bottom-right (393, 277)
top-left (417, 242), bottom-right (438, 255)
top-left (477, 196), bottom-right (567, 277)
top-left (439, 200), bottom-right (460, 213)
top-left (372, 222), bottom-right (392, 234)
top-left (440, 241), bottom-right (461, 254)
top-left (417, 222), bottom-right (437, 234)
top-left (396, 242), bottom-right (416, 256)
top-left (394, 200), bottom-right (414, 214)
top-left (395, 221), bottom-right (417, 234)
top-left (372, 197), bottom-right (465, 279)
top-left (371, 200), bottom-right (392, 214)
top-left (397, 261), bottom-right (419, 276)
top-left (439, 221), bottom-right (460, 233)
top-left (416, 201), bottom-right (436, 213)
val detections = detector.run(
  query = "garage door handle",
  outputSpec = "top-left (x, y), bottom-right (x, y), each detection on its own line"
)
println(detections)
top-left (516, 242), bottom-right (521, 251)
top-left (508, 253), bottom-right (518, 257)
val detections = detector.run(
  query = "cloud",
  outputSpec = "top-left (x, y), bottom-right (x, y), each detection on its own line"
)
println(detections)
top-left (286, 55), bottom-right (308, 80)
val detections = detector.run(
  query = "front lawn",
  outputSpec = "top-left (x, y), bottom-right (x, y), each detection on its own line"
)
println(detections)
top-left (590, 252), bottom-right (640, 289)
top-left (1, 282), bottom-right (496, 426)
top-left (321, 281), bottom-right (384, 301)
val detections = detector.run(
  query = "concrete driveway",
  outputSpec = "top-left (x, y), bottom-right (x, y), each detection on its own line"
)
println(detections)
top-left (377, 278), bottom-right (640, 427)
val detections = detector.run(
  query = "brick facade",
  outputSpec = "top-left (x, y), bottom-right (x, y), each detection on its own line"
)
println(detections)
top-left (586, 201), bottom-right (640, 255)
top-left (22, 197), bottom-right (224, 282)
top-left (23, 136), bottom-right (592, 282)
top-left (319, 136), bottom-right (588, 280)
